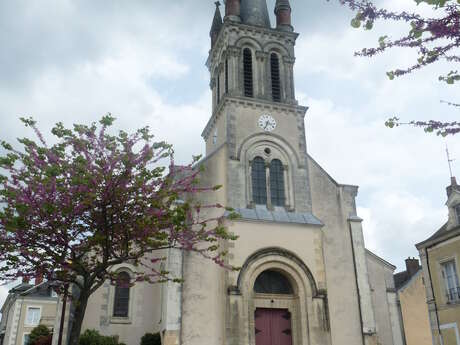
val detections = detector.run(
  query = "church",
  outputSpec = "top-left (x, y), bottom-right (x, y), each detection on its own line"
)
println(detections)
top-left (55, 1), bottom-right (405, 345)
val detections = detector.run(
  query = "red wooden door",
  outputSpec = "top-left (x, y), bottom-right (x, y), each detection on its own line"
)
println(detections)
top-left (255, 308), bottom-right (292, 345)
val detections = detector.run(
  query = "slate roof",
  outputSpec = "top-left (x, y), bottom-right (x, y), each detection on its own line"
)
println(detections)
top-left (228, 206), bottom-right (323, 226)
top-left (416, 223), bottom-right (460, 248)
top-left (394, 267), bottom-right (421, 290)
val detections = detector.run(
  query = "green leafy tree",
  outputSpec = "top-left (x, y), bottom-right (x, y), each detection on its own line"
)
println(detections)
top-left (140, 333), bottom-right (161, 345)
top-left (79, 329), bottom-right (125, 345)
top-left (29, 325), bottom-right (51, 345)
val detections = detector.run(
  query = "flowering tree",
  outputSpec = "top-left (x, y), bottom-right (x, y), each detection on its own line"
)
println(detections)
top-left (333, 0), bottom-right (460, 135)
top-left (0, 115), bottom-right (237, 345)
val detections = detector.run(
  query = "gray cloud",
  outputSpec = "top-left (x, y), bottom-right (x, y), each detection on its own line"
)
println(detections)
top-left (0, 0), bottom-right (459, 309)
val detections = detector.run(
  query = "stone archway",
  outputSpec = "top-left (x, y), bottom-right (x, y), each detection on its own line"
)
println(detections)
top-left (233, 247), bottom-right (330, 345)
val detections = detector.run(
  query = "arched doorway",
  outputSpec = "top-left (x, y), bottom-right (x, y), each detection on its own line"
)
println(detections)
top-left (254, 270), bottom-right (294, 345)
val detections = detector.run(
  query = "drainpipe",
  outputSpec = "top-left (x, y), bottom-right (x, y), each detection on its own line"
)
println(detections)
top-left (425, 247), bottom-right (443, 344)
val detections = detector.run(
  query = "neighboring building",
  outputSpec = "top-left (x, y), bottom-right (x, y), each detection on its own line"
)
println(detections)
top-left (0, 280), bottom-right (58, 345)
top-left (394, 258), bottom-right (432, 345)
top-left (417, 177), bottom-right (460, 345)
top-left (53, 1), bottom-right (405, 345)
top-left (366, 250), bottom-right (405, 345)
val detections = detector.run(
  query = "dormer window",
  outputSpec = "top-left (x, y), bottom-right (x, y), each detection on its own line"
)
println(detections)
top-left (455, 204), bottom-right (460, 225)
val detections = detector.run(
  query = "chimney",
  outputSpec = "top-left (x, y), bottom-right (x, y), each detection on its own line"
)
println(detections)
top-left (275, 0), bottom-right (293, 32)
top-left (22, 276), bottom-right (30, 284)
top-left (225, 0), bottom-right (241, 21)
top-left (405, 257), bottom-right (420, 277)
top-left (447, 176), bottom-right (458, 197)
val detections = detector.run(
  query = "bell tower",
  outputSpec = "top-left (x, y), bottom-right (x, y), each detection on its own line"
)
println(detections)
top-left (204, 0), bottom-right (312, 213)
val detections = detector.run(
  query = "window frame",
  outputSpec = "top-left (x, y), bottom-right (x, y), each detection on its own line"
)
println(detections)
top-left (440, 258), bottom-right (460, 303)
top-left (23, 333), bottom-right (31, 345)
top-left (269, 159), bottom-right (286, 207)
top-left (251, 157), bottom-right (268, 206)
top-left (270, 53), bottom-right (282, 102)
top-left (25, 306), bottom-right (41, 327)
top-left (109, 269), bottom-right (134, 324)
top-left (246, 143), bottom-right (293, 210)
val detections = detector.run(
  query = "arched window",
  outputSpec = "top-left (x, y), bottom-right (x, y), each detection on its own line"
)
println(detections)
top-left (243, 48), bottom-right (254, 98)
top-left (270, 159), bottom-right (285, 207)
top-left (113, 272), bottom-right (130, 318)
top-left (270, 53), bottom-right (281, 102)
top-left (254, 270), bottom-right (293, 294)
top-left (252, 157), bottom-right (267, 205)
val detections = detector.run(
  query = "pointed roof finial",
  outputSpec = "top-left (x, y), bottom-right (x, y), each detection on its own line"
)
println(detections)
top-left (446, 144), bottom-right (455, 181)
top-left (210, 1), bottom-right (223, 47)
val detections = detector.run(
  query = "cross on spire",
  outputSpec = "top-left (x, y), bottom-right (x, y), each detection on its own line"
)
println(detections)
top-left (446, 144), bottom-right (455, 179)
top-left (215, 1), bottom-right (221, 8)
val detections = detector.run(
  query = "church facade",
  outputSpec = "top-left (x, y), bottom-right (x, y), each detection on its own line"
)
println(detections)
top-left (58, 1), bottom-right (405, 345)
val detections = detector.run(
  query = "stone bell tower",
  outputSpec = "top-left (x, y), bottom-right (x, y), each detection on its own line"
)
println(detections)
top-left (204, 0), bottom-right (313, 213)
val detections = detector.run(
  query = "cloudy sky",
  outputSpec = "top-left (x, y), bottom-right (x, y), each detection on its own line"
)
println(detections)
top-left (0, 0), bottom-right (458, 308)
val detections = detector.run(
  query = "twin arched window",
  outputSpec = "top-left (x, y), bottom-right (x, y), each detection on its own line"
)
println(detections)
top-left (113, 272), bottom-right (130, 318)
top-left (252, 157), bottom-right (285, 207)
top-left (242, 49), bottom-right (282, 102)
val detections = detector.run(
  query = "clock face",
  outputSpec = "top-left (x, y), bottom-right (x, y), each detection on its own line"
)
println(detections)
top-left (258, 115), bottom-right (277, 132)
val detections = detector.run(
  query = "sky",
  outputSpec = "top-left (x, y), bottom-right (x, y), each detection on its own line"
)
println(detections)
top-left (0, 0), bottom-right (459, 309)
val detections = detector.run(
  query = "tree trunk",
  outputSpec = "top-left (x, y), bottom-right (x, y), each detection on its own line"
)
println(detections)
top-left (68, 288), bottom-right (91, 345)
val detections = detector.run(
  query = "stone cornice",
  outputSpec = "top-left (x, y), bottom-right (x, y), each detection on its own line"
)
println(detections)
top-left (201, 95), bottom-right (308, 139)
top-left (207, 21), bottom-right (299, 71)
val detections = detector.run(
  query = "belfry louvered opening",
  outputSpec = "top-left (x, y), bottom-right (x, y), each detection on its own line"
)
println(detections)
top-left (270, 159), bottom-right (285, 207)
top-left (271, 53), bottom-right (281, 102)
top-left (252, 157), bottom-right (267, 205)
top-left (243, 48), bottom-right (254, 98)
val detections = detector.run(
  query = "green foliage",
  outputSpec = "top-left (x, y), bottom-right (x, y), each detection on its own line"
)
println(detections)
top-left (29, 325), bottom-right (51, 345)
top-left (79, 329), bottom-right (126, 345)
top-left (140, 333), bottom-right (161, 345)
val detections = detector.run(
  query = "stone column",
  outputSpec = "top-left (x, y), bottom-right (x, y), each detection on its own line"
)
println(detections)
top-left (265, 160), bottom-right (272, 209)
top-left (162, 248), bottom-right (183, 345)
top-left (283, 56), bottom-right (296, 103)
top-left (348, 217), bottom-right (377, 337)
top-left (227, 46), bottom-right (241, 97)
top-left (283, 164), bottom-right (291, 209)
top-left (255, 51), bottom-right (268, 99)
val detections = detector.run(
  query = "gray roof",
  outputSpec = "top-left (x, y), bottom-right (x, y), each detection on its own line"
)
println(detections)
top-left (240, 0), bottom-right (271, 28)
top-left (228, 206), bottom-right (323, 226)
top-left (416, 223), bottom-right (460, 248)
